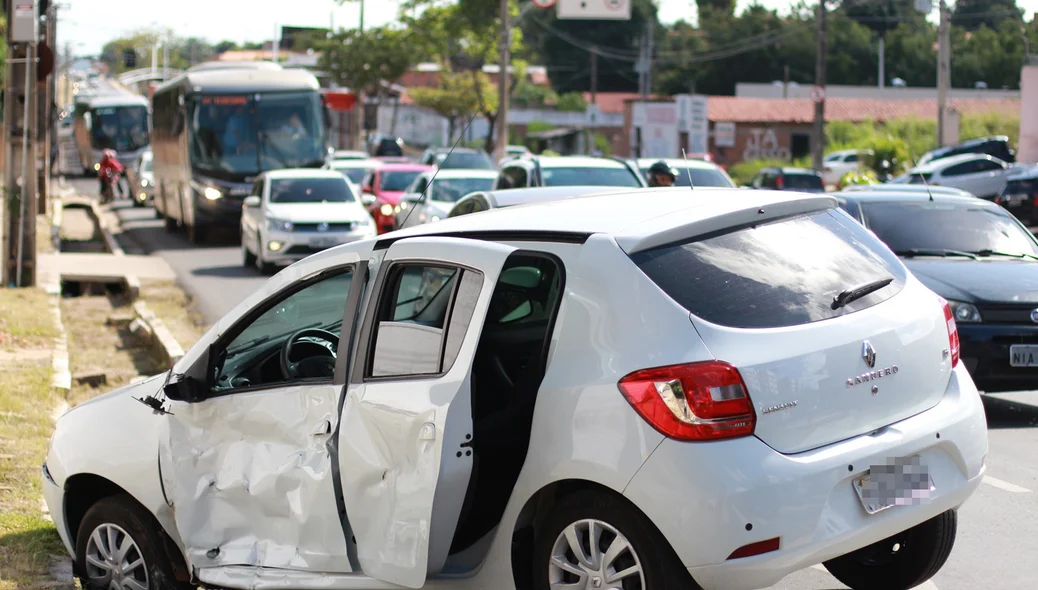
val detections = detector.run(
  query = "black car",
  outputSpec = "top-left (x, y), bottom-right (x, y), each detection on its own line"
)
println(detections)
top-left (917, 135), bottom-right (1016, 167)
top-left (749, 167), bottom-right (825, 193)
top-left (995, 167), bottom-right (1038, 227)
top-left (836, 190), bottom-right (1038, 393)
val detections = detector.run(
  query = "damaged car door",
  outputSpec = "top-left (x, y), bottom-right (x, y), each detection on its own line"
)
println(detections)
top-left (158, 261), bottom-right (364, 576)
top-left (338, 237), bottom-right (516, 588)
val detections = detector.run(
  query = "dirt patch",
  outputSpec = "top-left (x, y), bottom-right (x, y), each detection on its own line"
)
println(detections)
top-left (0, 288), bottom-right (68, 589)
top-left (138, 279), bottom-right (210, 350)
top-left (61, 292), bottom-right (166, 409)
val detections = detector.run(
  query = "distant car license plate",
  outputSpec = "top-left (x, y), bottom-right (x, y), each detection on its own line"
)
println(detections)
top-left (1010, 345), bottom-right (1038, 367)
top-left (308, 237), bottom-right (338, 249)
top-left (852, 455), bottom-right (935, 515)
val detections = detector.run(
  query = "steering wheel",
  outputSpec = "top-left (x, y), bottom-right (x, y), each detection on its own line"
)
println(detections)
top-left (280, 328), bottom-right (340, 380)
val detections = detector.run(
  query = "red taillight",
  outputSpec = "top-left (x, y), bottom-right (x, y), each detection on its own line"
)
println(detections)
top-left (776, 176), bottom-right (785, 189)
top-left (938, 296), bottom-right (960, 368)
top-left (617, 361), bottom-right (756, 441)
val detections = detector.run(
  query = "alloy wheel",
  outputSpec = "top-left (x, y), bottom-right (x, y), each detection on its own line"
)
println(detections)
top-left (548, 518), bottom-right (645, 590)
top-left (83, 523), bottom-right (150, 590)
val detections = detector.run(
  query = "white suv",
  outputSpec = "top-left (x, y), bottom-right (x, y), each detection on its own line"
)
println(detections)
top-left (43, 188), bottom-right (987, 590)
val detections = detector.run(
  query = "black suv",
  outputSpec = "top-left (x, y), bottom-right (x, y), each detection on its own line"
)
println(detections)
top-left (749, 167), bottom-right (825, 193)
top-left (917, 136), bottom-right (1016, 167)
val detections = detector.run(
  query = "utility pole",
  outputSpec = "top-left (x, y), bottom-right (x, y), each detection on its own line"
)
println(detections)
top-left (590, 49), bottom-right (598, 106)
top-left (936, 0), bottom-right (951, 147)
top-left (645, 20), bottom-right (654, 95)
top-left (359, 0), bottom-right (365, 33)
top-left (494, 0), bottom-right (510, 162)
top-left (783, 64), bottom-right (790, 98)
top-left (878, 35), bottom-right (885, 88)
top-left (812, 0), bottom-right (827, 172)
top-left (3, 0), bottom-right (40, 287)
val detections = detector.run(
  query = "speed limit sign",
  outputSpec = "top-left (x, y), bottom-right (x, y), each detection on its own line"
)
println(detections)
top-left (532, 0), bottom-right (557, 8)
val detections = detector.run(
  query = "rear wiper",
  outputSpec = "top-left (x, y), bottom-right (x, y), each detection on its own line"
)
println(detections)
top-left (969, 249), bottom-right (1038, 261)
top-left (894, 248), bottom-right (979, 260)
top-left (831, 277), bottom-right (895, 310)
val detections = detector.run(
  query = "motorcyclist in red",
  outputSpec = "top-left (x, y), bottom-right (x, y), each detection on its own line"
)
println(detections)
top-left (97, 149), bottom-right (125, 201)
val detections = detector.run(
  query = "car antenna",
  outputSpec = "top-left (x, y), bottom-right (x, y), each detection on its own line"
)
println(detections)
top-left (914, 156), bottom-right (935, 201)
top-left (681, 149), bottom-right (695, 189)
top-left (399, 105), bottom-right (483, 229)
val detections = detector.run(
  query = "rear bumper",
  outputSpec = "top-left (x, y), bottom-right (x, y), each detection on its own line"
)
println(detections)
top-left (959, 323), bottom-right (1038, 393)
top-left (624, 364), bottom-right (988, 590)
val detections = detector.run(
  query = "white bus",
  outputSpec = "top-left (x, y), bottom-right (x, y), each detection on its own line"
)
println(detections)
top-left (72, 91), bottom-right (150, 175)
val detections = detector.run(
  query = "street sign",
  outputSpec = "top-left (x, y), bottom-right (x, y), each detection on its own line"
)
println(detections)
top-left (557, 0), bottom-right (632, 20)
top-left (687, 95), bottom-right (709, 154)
top-left (531, 0), bottom-right (557, 8)
top-left (714, 121), bottom-right (736, 148)
top-left (810, 86), bottom-right (826, 103)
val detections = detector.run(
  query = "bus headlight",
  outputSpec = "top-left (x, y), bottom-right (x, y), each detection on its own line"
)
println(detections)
top-left (204, 187), bottom-right (222, 201)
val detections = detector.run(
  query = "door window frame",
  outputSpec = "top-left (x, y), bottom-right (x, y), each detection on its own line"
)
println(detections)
top-left (203, 263), bottom-right (359, 400)
top-left (351, 258), bottom-right (485, 385)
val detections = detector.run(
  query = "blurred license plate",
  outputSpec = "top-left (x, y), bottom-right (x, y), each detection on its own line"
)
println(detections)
top-left (852, 456), bottom-right (935, 515)
top-left (1010, 345), bottom-right (1038, 367)
top-left (308, 237), bottom-right (338, 249)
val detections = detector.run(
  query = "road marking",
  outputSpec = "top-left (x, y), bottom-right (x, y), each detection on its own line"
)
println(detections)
top-left (811, 564), bottom-right (940, 588)
top-left (983, 475), bottom-right (1031, 493)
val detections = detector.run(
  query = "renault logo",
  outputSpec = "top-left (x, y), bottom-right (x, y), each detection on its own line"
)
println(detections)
top-left (862, 341), bottom-right (877, 369)
top-left (1031, 308), bottom-right (1038, 324)
top-left (317, 222), bottom-right (329, 233)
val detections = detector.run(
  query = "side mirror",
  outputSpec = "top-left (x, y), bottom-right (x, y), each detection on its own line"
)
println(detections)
top-left (244, 195), bottom-right (261, 208)
top-left (361, 193), bottom-right (376, 206)
top-left (163, 374), bottom-right (205, 403)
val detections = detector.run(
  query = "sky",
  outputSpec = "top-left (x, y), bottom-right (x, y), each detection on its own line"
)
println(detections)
top-left (62, 0), bottom-right (1038, 57)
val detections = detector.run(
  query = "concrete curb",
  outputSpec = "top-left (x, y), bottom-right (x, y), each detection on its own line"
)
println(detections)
top-left (78, 199), bottom-right (141, 300)
top-left (131, 300), bottom-right (185, 368)
top-left (45, 201), bottom-right (72, 393)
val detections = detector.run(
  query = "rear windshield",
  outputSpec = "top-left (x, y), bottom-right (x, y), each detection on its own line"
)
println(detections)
top-left (542, 167), bottom-right (642, 187)
top-left (674, 167), bottom-right (734, 188)
top-left (333, 165), bottom-right (370, 184)
top-left (782, 173), bottom-right (823, 190)
top-left (436, 152), bottom-right (494, 170)
top-left (270, 178), bottom-right (355, 204)
top-left (381, 170), bottom-right (422, 192)
top-left (429, 177), bottom-right (496, 202)
top-left (860, 201), bottom-right (1038, 257)
top-left (630, 209), bottom-right (907, 329)
top-left (906, 173), bottom-right (934, 184)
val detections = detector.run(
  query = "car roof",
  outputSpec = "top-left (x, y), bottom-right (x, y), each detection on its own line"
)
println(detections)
top-left (264, 169), bottom-right (349, 179)
top-left (835, 190), bottom-right (990, 206)
top-left (422, 169), bottom-right (500, 180)
top-left (841, 183), bottom-right (973, 197)
top-left (912, 152), bottom-right (996, 171)
top-left (478, 186), bottom-right (635, 208)
top-left (330, 159), bottom-right (382, 169)
top-left (1008, 166), bottom-right (1038, 180)
top-left (635, 158), bottom-right (724, 170)
top-left (379, 163), bottom-right (433, 172)
top-left (382, 187), bottom-right (838, 254)
top-left (773, 167), bottom-right (819, 174)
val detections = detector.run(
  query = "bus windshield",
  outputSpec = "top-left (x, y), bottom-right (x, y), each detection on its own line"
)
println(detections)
top-left (90, 106), bottom-right (149, 152)
top-left (189, 91), bottom-right (326, 178)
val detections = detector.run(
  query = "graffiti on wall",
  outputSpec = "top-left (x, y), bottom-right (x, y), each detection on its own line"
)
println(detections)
top-left (742, 128), bottom-right (790, 162)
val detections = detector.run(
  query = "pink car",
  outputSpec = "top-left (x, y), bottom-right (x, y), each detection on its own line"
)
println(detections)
top-left (359, 163), bottom-right (433, 234)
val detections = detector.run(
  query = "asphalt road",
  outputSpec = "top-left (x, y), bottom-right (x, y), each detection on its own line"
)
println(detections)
top-left (67, 177), bottom-right (1038, 590)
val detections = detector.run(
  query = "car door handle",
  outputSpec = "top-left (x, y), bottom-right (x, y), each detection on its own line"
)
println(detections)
top-left (312, 420), bottom-right (332, 436)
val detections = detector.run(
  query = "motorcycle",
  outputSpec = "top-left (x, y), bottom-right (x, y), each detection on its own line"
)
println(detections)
top-left (100, 168), bottom-right (122, 204)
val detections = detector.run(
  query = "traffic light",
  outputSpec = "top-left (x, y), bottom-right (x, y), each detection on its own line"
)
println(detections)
top-left (123, 49), bottom-right (137, 69)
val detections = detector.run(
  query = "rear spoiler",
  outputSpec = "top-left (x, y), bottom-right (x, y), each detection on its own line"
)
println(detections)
top-left (615, 195), bottom-right (839, 255)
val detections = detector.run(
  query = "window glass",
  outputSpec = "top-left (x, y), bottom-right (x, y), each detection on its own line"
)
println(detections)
top-left (435, 151), bottom-right (495, 170)
top-left (976, 160), bottom-right (1004, 172)
top-left (505, 166), bottom-right (528, 188)
top-left (845, 154), bottom-right (859, 163)
top-left (781, 173), bottom-right (824, 190)
top-left (630, 210), bottom-right (907, 329)
top-left (860, 201), bottom-right (1038, 257)
top-left (212, 270), bottom-right (353, 392)
top-left (381, 170), bottom-right (422, 192)
top-left (429, 177), bottom-right (496, 202)
top-left (371, 266), bottom-right (463, 377)
top-left (541, 167), bottom-right (642, 188)
top-left (672, 167), bottom-right (735, 188)
top-left (269, 177), bottom-right (355, 204)
top-left (942, 162), bottom-right (977, 177)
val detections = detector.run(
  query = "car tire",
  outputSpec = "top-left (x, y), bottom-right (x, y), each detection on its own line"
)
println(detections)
top-left (532, 490), bottom-right (700, 590)
top-left (74, 494), bottom-right (192, 590)
top-left (242, 233), bottom-right (257, 267)
top-left (823, 509), bottom-right (957, 590)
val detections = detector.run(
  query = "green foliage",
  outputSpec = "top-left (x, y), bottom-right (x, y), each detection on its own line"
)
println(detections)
top-left (99, 28), bottom-right (218, 74)
top-left (556, 92), bottom-right (588, 112)
top-left (318, 26), bottom-right (417, 95)
top-left (593, 133), bottom-right (612, 155)
top-left (527, 121), bottom-right (556, 134)
top-left (839, 169), bottom-right (879, 188)
top-left (952, 0), bottom-right (1023, 31)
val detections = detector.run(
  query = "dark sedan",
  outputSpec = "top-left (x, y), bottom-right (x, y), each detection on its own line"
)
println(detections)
top-left (837, 190), bottom-right (1038, 393)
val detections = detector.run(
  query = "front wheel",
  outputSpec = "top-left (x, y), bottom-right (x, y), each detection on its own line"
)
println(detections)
top-left (823, 510), bottom-right (957, 590)
top-left (532, 490), bottom-right (698, 590)
top-left (242, 232), bottom-right (256, 267)
top-left (75, 495), bottom-right (191, 590)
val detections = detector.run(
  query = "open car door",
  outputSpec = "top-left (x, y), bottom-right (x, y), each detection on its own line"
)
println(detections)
top-left (338, 236), bottom-right (517, 588)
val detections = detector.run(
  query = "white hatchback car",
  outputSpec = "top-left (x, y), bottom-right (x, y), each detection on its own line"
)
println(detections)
top-left (45, 189), bottom-right (987, 590)
top-left (240, 169), bottom-right (376, 273)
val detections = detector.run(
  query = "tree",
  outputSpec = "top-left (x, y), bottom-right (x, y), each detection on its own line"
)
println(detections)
top-left (214, 40), bottom-right (239, 54)
top-left (318, 26), bottom-right (417, 98)
top-left (697, 0), bottom-right (735, 17)
top-left (952, 0), bottom-right (1022, 32)
top-left (409, 68), bottom-right (487, 140)
top-left (845, 0), bottom-right (926, 37)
